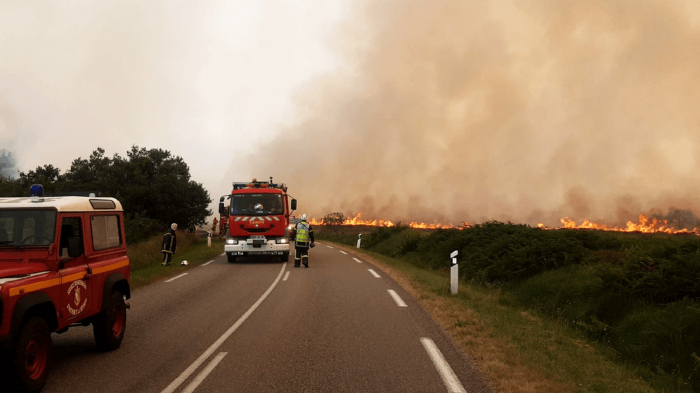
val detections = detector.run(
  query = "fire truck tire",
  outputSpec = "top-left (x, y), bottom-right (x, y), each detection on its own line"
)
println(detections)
top-left (281, 252), bottom-right (289, 262)
top-left (12, 316), bottom-right (52, 393)
top-left (93, 289), bottom-right (127, 352)
top-left (227, 253), bottom-right (237, 263)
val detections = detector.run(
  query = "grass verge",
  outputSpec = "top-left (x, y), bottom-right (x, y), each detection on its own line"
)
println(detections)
top-left (324, 241), bottom-right (658, 393)
top-left (127, 232), bottom-right (225, 290)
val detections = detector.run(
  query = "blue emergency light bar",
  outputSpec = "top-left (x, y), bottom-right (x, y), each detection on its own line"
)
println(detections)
top-left (30, 184), bottom-right (45, 197)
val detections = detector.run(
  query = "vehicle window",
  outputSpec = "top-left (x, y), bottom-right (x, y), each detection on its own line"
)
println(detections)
top-left (0, 217), bottom-right (12, 242)
top-left (91, 215), bottom-right (121, 250)
top-left (60, 217), bottom-right (82, 259)
top-left (0, 210), bottom-right (56, 247)
top-left (230, 194), bottom-right (284, 215)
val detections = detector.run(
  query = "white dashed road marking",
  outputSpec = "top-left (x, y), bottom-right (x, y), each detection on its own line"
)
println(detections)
top-left (202, 260), bottom-right (215, 266)
top-left (326, 245), bottom-right (334, 249)
top-left (420, 338), bottom-right (467, 393)
top-left (368, 269), bottom-right (381, 278)
top-left (160, 263), bottom-right (287, 393)
top-left (181, 352), bottom-right (228, 393)
top-left (339, 251), bottom-right (347, 255)
top-left (353, 258), bottom-right (362, 263)
top-left (165, 273), bottom-right (188, 283)
top-left (283, 271), bottom-right (290, 281)
top-left (387, 290), bottom-right (407, 307)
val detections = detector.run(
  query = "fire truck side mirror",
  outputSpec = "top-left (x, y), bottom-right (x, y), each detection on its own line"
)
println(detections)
top-left (67, 237), bottom-right (83, 258)
top-left (219, 196), bottom-right (226, 215)
top-left (291, 199), bottom-right (297, 211)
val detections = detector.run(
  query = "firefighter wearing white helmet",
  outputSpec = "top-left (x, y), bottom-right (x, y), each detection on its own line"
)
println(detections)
top-left (291, 214), bottom-right (314, 268)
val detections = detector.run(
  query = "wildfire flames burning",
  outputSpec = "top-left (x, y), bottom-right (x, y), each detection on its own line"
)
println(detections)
top-left (312, 212), bottom-right (699, 235)
top-left (309, 212), bottom-right (469, 230)
top-left (541, 215), bottom-right (700, 235)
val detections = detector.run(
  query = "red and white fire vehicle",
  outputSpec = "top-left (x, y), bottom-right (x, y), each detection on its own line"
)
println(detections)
top-left (0, 185), bottom-right (130, 392)
top-left (219, 178), bottom-right (296, 263)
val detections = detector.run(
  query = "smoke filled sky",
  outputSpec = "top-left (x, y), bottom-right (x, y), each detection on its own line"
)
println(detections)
top-left (3, 1), bottom-right (700, 226)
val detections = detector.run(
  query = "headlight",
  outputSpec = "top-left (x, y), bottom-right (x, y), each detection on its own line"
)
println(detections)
top-left (276, 238), bottom-right (288, 244)
top-left (226, 239), bottom-right (235, 244)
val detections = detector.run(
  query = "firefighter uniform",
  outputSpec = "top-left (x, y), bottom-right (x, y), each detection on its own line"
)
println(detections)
top-left (161, 223), bottom-right (178, 266)
top-left (291, 218), bottom-right (314, 268)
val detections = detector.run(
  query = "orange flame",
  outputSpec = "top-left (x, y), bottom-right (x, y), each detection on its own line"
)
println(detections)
top-left (310, 212), bottom-right (469, 230)
top-left (312, 212), bottom-right (697, 235)
top-left (541, 214), bottom-right (699, 235)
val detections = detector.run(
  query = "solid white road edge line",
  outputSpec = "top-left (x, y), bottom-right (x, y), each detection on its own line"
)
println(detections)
top-left (283, 271), bottom-right (290, 281)
top-left (180, 352), bottom-right (228, 393)
top-left (165, 273), bottom-right (188, 283)
top-left (368, 269), bottom-right (381, 278)
top-left (160, 262), bottom-right (287, 393)
top-left (420, 338), bottom-right (467, 393)
top-left (202, 260), bottom-right (215, 266)
top-left (387, 289), bottom-right (408, 307)
top-left (353, 258), bottom-right (362, 263)
top-left (339, 250), bottom-right (347, 255)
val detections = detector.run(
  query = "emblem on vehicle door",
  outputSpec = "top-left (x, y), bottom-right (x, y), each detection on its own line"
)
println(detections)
top-left (67, 279), bottom-right (88, 316)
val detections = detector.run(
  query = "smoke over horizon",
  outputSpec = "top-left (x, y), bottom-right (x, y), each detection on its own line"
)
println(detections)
top-left (232, 0), bottom-right (700, 227)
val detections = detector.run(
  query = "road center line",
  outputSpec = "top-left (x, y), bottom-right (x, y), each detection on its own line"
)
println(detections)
top-left (339, 250), bottom-right (347, 255)
top-left (165, 273), bottom-right (188, 283)
top-left (420, 338), bottom-right (467, 393)
top-left (160, 263), bottom-right (287, 393)
top-left (180, 352), bottom-right (228, 393)
top-left (283, 271), bottom-right (290, 281)
top-left (368, 269), bottom-right (381, 278)
top-left (387, 290), bottom-right (407, 307)
top-left (202, 260), bottom-right (215, 266)
top-left (326, 245), bottom-right (334, 249)
top-left (353, 258), bottom-right (362, 263)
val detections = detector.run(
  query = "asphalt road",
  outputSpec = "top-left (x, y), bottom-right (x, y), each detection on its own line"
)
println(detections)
top-left (42, 243), bottom-right (493, 393)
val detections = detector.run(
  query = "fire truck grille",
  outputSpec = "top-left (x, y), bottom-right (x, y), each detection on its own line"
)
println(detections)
top-left (244, 228), bottom-right (270, 233)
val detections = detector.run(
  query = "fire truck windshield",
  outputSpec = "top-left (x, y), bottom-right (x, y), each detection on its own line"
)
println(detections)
top-left (230, 194), bottom-right (284, 216)
top-left (0, 209), bottom-right (57, 248)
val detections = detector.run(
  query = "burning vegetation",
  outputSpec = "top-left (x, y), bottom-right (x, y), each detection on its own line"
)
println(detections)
top-left (313, 209), bottom-right (700, 235)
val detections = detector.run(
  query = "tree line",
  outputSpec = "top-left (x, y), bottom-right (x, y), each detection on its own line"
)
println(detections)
top-left (0, 146), bottom-right (211, 243)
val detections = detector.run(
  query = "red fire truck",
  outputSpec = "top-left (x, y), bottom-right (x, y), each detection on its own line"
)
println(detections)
top-left (219, 178), bottom-right (296, 263)
top-left (0, 185), bottom-right (130, 392)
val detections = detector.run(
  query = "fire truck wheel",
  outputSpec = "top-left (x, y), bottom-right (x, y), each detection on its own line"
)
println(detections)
top-left (12, 316), bottom-right (52, 393)
top-left (93, 290), bottom-right (127, 351)
top-left (280, 252), bottom-right (289, 262)
top-left (227, 253), bottom-right (237, 263)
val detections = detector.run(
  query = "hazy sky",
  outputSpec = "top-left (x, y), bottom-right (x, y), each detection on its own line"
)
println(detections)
top-left (0, 0), bottom-right (347, 211)
top-left (3, 0), bottom-right (700, 226)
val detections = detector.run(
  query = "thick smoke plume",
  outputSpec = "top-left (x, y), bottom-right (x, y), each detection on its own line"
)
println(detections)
top-left (237, 0), bottom-right (700, 226)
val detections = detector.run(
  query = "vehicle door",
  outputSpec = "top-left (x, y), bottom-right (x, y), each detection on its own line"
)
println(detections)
top-left (57, 214), bottom-right (93, 322)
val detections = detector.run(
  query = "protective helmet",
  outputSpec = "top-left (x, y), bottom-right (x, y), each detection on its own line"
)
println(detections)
top-left (180, 260), bottom-right (189, 266)
top-left (171, 223), bottom-right (178, 230)
top-left (301, 214), bottom-right (307, 221)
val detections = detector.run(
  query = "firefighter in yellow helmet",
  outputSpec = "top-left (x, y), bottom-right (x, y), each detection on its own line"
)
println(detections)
top-left (290, 214), bottom-right (315, 268)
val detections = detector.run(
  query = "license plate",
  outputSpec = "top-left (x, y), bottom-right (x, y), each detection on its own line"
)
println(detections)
top-left (251, 235), bottom-right (266, 240)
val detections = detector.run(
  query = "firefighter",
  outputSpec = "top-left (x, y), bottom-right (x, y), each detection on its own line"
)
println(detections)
top-left (212, 217), bottom-right (218, 234)
top-left (161, 223), bottom-right (178, 266)
top-left (291, 213), bottom-right (314, 268)
top-left (219, 216), bottom-right (226, 237)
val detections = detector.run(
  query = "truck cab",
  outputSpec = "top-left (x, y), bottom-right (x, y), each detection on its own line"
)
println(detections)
top-left (220, 178), bottom-right (296, 263)
top-left (0, 185), bottom-right (130, 392)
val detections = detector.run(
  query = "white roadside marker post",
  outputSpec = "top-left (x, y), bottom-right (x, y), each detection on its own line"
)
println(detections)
top-left (357, 233), bottom-right (362, 248)
top-left (450, 250), bottom-right (458, 295)
top-left (207, 231), bottom-right (212, 247)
